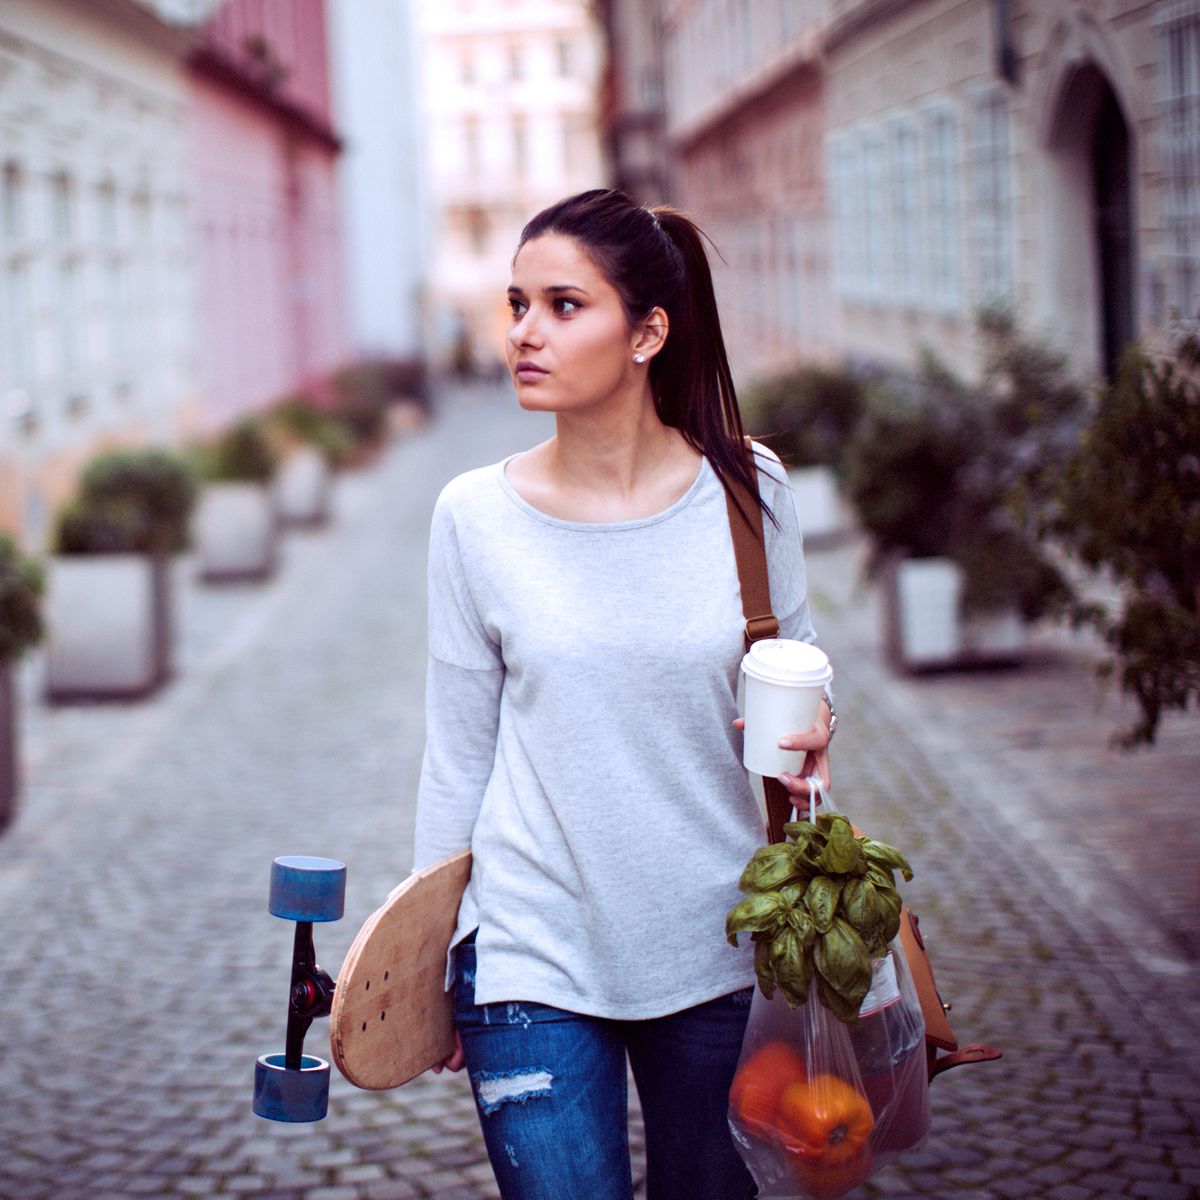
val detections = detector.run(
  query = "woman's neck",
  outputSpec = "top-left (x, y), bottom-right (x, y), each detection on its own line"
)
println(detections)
top-left (508, 392), bottom-right (702, 523)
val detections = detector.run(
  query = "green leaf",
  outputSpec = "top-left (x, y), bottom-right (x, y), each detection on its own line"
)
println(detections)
top-left (860, 838), bottom-right (914, 882)
top-left (785, 906), bottom-right (817, 951)
top-left (838, 878), bottom-right (882, 941)
top-left (817, 817), bottom-right (866, 874)
top-left (753, 939), bottom-right (776, 1000)
top-left (813, 917), bottom-right (873, 1015)
top-left (803, 875), bottom-right (843, 933)
top-left (738, 843), bottom-right (802, 893)
top-left (770, 927), bottom-right (814, 1008)
top-left (725, 892), bottom-right (787, 947)
top-left (815, 971), bottom-right (863, 1024)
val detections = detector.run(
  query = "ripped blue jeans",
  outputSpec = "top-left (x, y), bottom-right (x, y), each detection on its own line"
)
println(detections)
top-left (452, 934), bottom-right (756, 1200)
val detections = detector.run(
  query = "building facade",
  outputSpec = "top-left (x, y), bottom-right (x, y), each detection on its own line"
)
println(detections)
top-left (0, 0), bottom-right (198, 547)
top-left (604, 0), bottom-right (1200, 388)
top-left (327, 0), bottom-right (427, 361)
top-left (416, 0), bottom-right (606, 373)
top-left (186, 0), bottom-right (349, 428)
top-left (0, 0), bottom-right (353, 548)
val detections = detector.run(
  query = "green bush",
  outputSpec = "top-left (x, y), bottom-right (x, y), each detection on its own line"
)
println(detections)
top-left (843, 328), bottom-right (1085, 621)
top-left (199, 417), bottom-right (279, 484)
top-left (740, 365), bottom-right (865, 470)
top-left (269, 396), bottom-right (355, 468)
top-left (55, 448), bottom-right (198, 555)
top-left (0, 535), bottom-right (43, 660)
top-left (1033, 323), bottom-right (1200, 745)
top-left (327, 357), bottom-right (431, 450)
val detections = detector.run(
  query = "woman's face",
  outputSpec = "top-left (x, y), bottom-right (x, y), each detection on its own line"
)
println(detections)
top-left (505, 233), bottom-right (643, 414)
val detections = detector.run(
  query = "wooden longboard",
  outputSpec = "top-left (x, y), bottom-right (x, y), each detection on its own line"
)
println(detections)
top-left (330, 849), bottom-right (472, 1089)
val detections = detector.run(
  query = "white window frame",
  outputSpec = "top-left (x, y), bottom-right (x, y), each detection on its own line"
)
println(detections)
top-left (887, 114), bottom-right (921, 308)
top-left (1159, 2), bottom-right (1200, 317)
top-left (921, 102), bottom-right (962, 315)
top-left (968, 87), bottom-right (1015, 306)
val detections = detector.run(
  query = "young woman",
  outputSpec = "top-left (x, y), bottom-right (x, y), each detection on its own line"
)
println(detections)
top-left (414, 189), bottom-right (833, 1200)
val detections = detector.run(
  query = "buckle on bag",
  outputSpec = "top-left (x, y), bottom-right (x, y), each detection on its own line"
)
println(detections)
top-left (745, 614), bottom-right (780, 642)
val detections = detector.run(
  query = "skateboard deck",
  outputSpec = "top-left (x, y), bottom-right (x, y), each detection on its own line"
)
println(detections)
top-left (330, 848), bottom-right (471, 1089)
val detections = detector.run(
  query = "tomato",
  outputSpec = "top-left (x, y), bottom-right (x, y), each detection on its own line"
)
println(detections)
top-left (729, 1041), bottom-right (806, 1134)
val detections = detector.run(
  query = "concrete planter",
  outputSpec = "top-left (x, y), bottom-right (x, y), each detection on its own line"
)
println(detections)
top-left (275, 447), bottom-right (331, 527)
top-left (787, 465), bottom-right (845, 544)
top-left (963, 608), bottom-right (1026, 665)
top-left (883, 556), bottom-right (1026, 672)
top-left (0, 658), bottom-right (16, 832)
top-left (883, 557), bottom-right (963, 671)
top-left (193, 482), bottom-right (279, 582)
top-left (45, 554), bottom-right (173, 700)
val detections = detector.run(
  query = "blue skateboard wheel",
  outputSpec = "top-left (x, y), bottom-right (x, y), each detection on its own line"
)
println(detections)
top-left (253, 1053), bottom-right (331, 1122)
top-left (268, 855), bottom-right (346, 922)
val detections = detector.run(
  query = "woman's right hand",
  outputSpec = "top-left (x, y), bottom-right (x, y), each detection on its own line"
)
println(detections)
top-left (431, 1029), bottom-right (465, 1074)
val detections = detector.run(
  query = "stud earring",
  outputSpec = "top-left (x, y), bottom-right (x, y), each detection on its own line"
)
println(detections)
top-left (633, 354), bottom-right (645, 364)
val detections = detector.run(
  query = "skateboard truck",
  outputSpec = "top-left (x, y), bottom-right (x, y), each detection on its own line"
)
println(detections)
top-left (253, 855), bottom-right (347, 1122)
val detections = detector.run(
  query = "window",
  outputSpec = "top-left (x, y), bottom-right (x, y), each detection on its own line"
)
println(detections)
top-left (98, 180), bottom-right (118, 243)
top-left (923, 107), bottom-right (961, 313)
top-left (463, 115), bottom-right (481, 175)
top-left (888, 117), bottom-right (921, 306)
top-left (51, 171), bottom-right (73, 240)
top-left (862, 129), bottom-right (887, 303)
top-left (4, 262), bottom-right (32, 389)
top-left (829, 132), bottom-right (865, 301)
top-left (969, 89), bottom-right (1015, 303)
top-left (512, 115), bottom-right (528, 177)
top-left (556, 38), bottom-right (573, 78)
top-left (2, 162), bottom-right (22, 241)
top-left (1160, 5), bottom-right (1200, 316)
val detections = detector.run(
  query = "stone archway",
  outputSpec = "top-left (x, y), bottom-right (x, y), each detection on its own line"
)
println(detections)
top-left (1046, 62), bottom-right (1136, 379)
top-left (1033, 11), bottom-right (1141, 382)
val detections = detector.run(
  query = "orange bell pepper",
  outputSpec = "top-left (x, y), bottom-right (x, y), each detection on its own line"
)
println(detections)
top-left (789, 1146), bottom-right (876, 1200)
top-left (776, 1073), bottom-right (874, 1165)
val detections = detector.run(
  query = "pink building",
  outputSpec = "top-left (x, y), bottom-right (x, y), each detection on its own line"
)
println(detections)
top-left (186, 0), bottom-right (348, 428)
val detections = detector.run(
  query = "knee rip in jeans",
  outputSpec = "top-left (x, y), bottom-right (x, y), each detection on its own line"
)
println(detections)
top-left (472, 1067), bottom-right (555, 1116)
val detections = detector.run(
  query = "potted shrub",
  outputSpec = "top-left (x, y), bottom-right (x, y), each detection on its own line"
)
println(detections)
top-left (740, 365), bottom-right (865, 543)
top-left (0, 535), bottom-right (43, 830)
top-left (1026, 320), bottom-right (1200, 746)
top-left (266, 395), bottom-right (350, 527)
top-left (45, 448), bottom-right (197, 700)
top-left (192, 417), bottom-right (281, 581)
top-left (844, 332), bottom-right (1078, 671)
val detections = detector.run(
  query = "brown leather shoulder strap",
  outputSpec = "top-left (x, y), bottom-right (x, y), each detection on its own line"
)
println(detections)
top-left (724, 438), bottom-right (793, 844)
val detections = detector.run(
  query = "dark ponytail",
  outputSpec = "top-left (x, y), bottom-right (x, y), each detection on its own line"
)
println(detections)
top-left (516, 189), bottom-right (775, 528)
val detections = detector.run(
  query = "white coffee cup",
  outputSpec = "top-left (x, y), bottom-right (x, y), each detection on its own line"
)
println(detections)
top-left (739, 639), bottom-right (834, 778)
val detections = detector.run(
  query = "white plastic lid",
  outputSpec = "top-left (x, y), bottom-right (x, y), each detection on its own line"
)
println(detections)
top-left (741, 639), bottom-right (833, 686)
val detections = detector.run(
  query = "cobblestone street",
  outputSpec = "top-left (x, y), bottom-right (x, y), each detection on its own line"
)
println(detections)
top-left (1, 380), bottom-right (1197, 1200)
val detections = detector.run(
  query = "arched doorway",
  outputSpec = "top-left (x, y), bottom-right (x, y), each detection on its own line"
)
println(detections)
top-left (1045, 62), bottom-right (1136, 379)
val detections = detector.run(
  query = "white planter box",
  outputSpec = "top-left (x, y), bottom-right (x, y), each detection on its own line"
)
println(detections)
top-left (45, 554), bottom-right (166, 699)
top-left (885, 557), bottom-right (964, 671)
top-left (193, 482), bottom-right (279, 581)
top-left (884, 556), bottom-right (1027, 671)
top-left (787, 465), bottom-right (844, 543)
top-left (963, 608), bottom-right (1026, 664)
top-left (275, 447), bottom-right (331, 527)
top-left (1, 659), bottom-right (16, 830)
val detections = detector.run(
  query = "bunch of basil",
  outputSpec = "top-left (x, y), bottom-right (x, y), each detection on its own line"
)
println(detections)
top-left (726, 813), bottom-right (913, 1023)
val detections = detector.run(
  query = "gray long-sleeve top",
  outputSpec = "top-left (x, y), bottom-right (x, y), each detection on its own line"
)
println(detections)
top-left (413, 445), bottom-right (817, 1019)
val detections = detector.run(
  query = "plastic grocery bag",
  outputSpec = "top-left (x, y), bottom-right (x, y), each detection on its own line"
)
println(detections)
top-left (726, 783), bottom-right (931, 1199)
